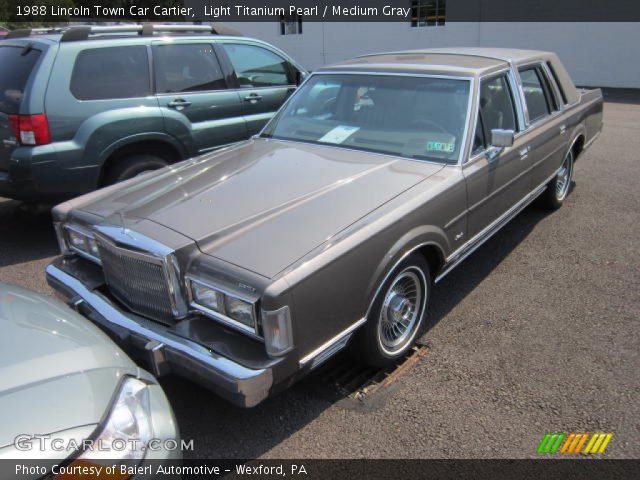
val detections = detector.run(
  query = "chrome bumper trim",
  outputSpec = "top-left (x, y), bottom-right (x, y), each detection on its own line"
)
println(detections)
top-left (299, 317), bottom-right (366, 368)
top-left (46, 264), bottom-right (273, 408)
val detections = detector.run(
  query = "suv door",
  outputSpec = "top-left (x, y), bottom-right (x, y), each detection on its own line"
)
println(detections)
top-left (462, 72), bottom-right (531, 239)
top-left (153, 41), bottom-right (247, 154)
top-left (218, 42), bottom-right (298, 135)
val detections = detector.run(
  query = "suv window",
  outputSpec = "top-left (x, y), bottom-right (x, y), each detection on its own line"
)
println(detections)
top-left (71, 46), bottom-right (150, 100)
top-left (0, 46), bottom-right (42, 114)
top-left (153, 44), bottom-right (226, 94)
top-left (476, 74), bottom-right (517, 151)
top-left (519, 67), bottom-right (551, 123)
top-left (222, 44), bottom-right (292, 88)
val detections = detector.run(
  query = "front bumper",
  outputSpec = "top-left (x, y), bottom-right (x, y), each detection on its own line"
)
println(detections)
top-left (46, 263), bottom-right (273, 408)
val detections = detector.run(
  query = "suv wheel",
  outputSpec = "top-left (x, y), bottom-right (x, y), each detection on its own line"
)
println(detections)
top-left (355, 254), bottom-right (430, 367)
top-left (104, 154), bottom-right (169, 185)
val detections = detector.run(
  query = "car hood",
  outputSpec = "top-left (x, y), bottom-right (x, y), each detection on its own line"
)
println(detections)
top-left (80, 139), bottom-right (444, 278)
top-left (0, 284), bottom-right (138, 449)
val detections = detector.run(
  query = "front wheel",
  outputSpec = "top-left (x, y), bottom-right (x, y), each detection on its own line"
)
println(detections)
top-left (538, 149), bottom-right (574, 210)
top-left (355, 254), bottom-right (430, 367)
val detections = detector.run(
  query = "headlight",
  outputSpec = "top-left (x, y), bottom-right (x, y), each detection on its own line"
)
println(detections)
top-left (224, 296), bottom-right (255, 328)
top-left (191, 281), bottom-right (224, 313)
top-left (54, 377), bottom-right (152, 477)
top-left (189, 278), bottom-right (258, 335)
top-left (60, 224), bottom-right (101, 264)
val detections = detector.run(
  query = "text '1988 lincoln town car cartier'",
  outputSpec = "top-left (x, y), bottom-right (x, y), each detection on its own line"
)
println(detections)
top-left (47, 48), bottom-right (603, 407)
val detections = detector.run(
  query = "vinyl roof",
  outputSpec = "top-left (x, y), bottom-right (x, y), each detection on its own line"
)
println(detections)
top-left (323, 47), bottom-right (553, 77)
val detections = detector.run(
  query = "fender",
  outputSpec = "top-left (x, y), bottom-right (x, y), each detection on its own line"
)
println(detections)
top-left (567, 125), bottom-right (587, 160)
top-left (99, 132), bottom-right (189, 166)
top-left (363, 225), bottom-right (449, 319)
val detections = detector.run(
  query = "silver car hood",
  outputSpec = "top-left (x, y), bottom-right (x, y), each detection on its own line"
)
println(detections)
top-left (0, 284), bottom-right (138, 450)
top-left (78, 139), bottom-right (444, 278)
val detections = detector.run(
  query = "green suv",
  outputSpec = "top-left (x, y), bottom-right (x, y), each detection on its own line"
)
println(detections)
top-left (0, 24), bottom-right (306, 202)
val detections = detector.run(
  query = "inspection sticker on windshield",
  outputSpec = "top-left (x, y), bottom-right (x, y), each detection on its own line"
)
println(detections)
top-left (319, 125), bottom-right (360, 144)
top-left (427, 141), bottom-right (455, 153)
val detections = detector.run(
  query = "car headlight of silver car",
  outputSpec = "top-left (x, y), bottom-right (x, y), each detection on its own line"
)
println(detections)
top-left (56, 223), bottom-right (101, 264)
top-left (188, 278), bottom-right (259, 334)
top-left (58, 377), bottom-right (152, 472)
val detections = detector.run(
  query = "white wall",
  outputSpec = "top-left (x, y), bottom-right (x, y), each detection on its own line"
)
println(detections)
top-left (223, 21), bottom-right (640, 88)
top-left (475, 23), bottom-right (640, 88)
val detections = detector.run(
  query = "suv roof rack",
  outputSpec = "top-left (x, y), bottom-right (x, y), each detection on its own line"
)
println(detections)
top-left (60, 23), bottom-right (242, 42)
top-left (4, 27), bottom-right (68, 39)
top-left (1, 24), bottom-right (242, 42)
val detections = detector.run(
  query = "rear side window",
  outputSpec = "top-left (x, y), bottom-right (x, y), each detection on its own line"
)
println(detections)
top-left (0, 46), bottom-right (42, 114)
top-left (519, 67), bottom-right (551, 123)
top-left (222, 44), bottom-right (292, 88)
top-left (546, 61), bottom-right (568, 105)
top-left (70, 46), bottom-right (150, 100)
top-left (153, 44), bottom-right (226, 93)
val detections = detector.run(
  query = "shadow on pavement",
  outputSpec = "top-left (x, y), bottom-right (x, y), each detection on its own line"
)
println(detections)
top-left (599, 87), bottom-right (640, 105)
top-left (0, 198), bottom-right (58, 268)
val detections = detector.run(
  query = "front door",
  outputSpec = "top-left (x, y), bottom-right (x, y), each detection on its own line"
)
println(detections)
top-left (219, 43), bottom-right (297, 136)
top-left (153, 42), bottom-right (247, 154)
top-left (463, 73), bottom-right (532, 239)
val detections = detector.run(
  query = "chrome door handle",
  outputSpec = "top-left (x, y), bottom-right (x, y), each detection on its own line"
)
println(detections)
top-left (244, 94), bottom-right (263, 103)
top-left (519, 146), bottom-right (530, 160)
top-left (559, 124), bottom-right (567, 135)
top-left (168, 99), bottom-right (191, 110)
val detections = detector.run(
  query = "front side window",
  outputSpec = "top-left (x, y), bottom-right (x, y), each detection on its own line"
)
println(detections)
top-left (70, 46), bottom-right (150, 100)
top-left (519, 67), bottom-right (551, 123)
top-left (222, 44), bottom-right (292, 88)
top-left (153, 44), bottom-right (226, 94)
top-left (472, 113), bottom-right (486, 156)
top-left (477, 74), bottom-right (517, 149)
top-left (411, 0), bottom-right (447, 27)
top-left (262, 74), bottom-right (470, 164)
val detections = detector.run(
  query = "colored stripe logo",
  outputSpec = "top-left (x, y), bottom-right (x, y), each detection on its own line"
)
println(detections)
top-left (537, 433), bottom-right (613, 454)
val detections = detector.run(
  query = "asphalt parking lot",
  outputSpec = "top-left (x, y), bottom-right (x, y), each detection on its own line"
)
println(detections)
top-left (0, 91), bottom-right (638, 459)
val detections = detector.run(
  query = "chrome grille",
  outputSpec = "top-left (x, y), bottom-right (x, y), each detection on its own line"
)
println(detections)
top-left (97, 237), bottom-right (175, 324)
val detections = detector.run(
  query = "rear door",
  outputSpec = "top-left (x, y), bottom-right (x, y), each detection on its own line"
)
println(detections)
top-left (152, 41), bottom-right (247, 154)
top-left (218, 42), bottom-right (297, 135)
top-left (0, 45), bottom-right (43, 173)
top-left (517, 64), bottom-right (568, 189)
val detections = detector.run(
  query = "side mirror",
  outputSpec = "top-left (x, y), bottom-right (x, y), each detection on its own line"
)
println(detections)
top-left (490, 129), bottom-right (515, 148)
top-left (295, 70), bottom-right (307, 86)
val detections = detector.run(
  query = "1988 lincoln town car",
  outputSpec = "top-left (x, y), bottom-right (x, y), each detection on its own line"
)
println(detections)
top-left (46, 48), bottom-right (603, 407)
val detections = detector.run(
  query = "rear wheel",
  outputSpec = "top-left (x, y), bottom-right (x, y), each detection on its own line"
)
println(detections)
top-left (103, 154), bottom-right (169, 186)
top-left (539, 149), bottom-right (574, 210)
top-left (355, 254), bottom-right (430, 367)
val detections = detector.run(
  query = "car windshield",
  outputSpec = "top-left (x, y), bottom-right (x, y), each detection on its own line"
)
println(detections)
top-left (262, 73), bottom-right (471, 164)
